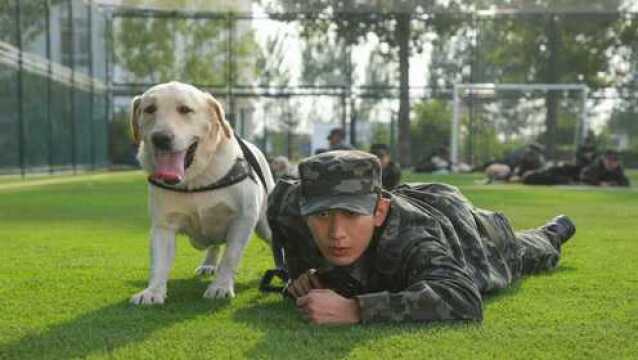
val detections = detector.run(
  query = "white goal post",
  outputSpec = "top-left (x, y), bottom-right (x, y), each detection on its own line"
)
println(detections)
top-left (451, 83), bottom-right (589, 169)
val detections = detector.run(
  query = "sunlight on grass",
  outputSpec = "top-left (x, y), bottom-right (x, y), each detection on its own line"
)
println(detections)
top-left (0, 170), bottom-right (636, 359)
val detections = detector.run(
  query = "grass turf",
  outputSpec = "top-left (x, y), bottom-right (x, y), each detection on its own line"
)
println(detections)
top-left (0, 170), bottom-right (636, 359)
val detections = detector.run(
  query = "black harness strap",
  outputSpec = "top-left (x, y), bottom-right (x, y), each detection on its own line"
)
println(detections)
top-left (235, 132), bottom-right (268, 192)
top-left (147, 134), bottom-right (267, 193)
top-left (148, 157), bottom-right (254, 193)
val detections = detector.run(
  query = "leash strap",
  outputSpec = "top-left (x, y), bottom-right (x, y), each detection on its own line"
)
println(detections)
top-left (234, 132), bottom-right (268, 192)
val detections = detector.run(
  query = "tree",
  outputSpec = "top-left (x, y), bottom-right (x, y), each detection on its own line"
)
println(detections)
top-left (297, 26), bottom-right (350, 140)
top-left (300, 27), bottom-right (403, 149)
top-left (255, 31), bottom-right (293, 87)
top-left (472, 1), bottom-right (638, 157)
top-left (263, 0), bottom-right (638, 163)
top-left (253, 30), bottom-right (297, 154)
top-left (115, 16), bottom-right (227, 84)
top-left (114, 0), bottom-right (261, 86)
top-left (0, 0), bottom-right (68, 45)
top-left (263, 1), bottom-right (467, 166)
top-left (607, 102), bottom-right (638, 152)
top-left (410, 99), bottom-right (452, 164)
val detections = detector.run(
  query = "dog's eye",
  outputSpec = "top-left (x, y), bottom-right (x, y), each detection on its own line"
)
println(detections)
top-left (178, 105), bottom-right (193, 114)
top-left (143, 105), bottom-right (157, 114)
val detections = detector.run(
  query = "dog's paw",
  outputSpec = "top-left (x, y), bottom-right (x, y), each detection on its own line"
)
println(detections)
top-left (130, 288), bottom-right (166, 305)
top-left (203, 282), bottom-right (235, 299)
top-left (194, 265), bottom-right (217, 277)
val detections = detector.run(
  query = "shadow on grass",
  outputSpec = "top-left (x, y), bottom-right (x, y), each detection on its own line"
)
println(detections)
top-left (552, 265), bottom-right (577, 273)
top-left (233, 294), bottom-right (483, 359)
top-left (0, 278), bottom-right (233, 359)
top-left (233, 270), bottom-right (563, 358)
top-left (483, 280), bottom-right (523, 306)
top-left (482, 263), bottom-right (575, 306)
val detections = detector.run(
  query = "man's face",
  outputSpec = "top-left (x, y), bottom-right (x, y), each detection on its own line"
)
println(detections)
top-left (377, 153), bottom-right (390, 168)
top-left (328, 134), bottom-right (340, 146)
top-left (305, 199), bottom-right (389, 266)
top-left (271, 159), bottom-right (286, 172)
top-left (603, 157), bottom-right (620, 171)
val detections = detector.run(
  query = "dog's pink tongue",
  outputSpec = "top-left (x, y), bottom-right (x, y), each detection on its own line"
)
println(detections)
top-left (152, 151), bottom-right (186, 184)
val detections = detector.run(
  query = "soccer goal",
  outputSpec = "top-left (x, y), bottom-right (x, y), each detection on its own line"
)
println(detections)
top-left (451, 83), bottom-right (588, 170)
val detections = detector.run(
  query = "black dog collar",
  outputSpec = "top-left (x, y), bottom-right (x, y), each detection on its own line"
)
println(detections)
top-left (148, 157), bottom-right (255, 193)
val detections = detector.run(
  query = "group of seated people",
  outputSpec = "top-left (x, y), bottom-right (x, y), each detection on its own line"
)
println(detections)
top-left (414, 146), bottom-right (452, 174)
top-left (268, 129), bottom-right (630, 190)
top-left (522, 149), bottom-right (630, 187)
top-left (484, 133), bottom-right (630, 187)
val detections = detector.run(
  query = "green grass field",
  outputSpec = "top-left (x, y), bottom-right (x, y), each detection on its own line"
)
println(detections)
top-left (1, 171), bottom-right (637, 359)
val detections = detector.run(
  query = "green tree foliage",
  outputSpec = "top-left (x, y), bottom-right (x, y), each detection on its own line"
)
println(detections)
top-left (609, 106), bottom-right (638, 139)
top-left (114, 1), bottom-right (260, 85)
top-left (0, 0), bottom-right (68, 44)
top-left (263, 1), bottom-right (467, 165)
top-left (370, 121), bottom-right (391, 146)
top-left (109, 109), bottom-right (138, 165)
top-left (300, 30), bottom-right (347, 86)
top-left (255, 31), bottom-right (292, 87)
top-left (608, 104), bottom-right (638, 152)
top-left (115, 17), bottom-right (228, 84)
top-left (410, 99), bottom-right (451, 163)
top-left (472, 2), bottom-right (638, 156)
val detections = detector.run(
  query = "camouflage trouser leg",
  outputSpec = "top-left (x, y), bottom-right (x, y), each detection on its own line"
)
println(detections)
top-left (515, 228), bottom-right (561, 275)
top-left (473, 210), bottom-right (561, 282)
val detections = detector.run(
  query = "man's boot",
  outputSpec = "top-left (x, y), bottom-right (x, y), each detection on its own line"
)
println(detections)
top-left (541, 215), bottom-right (576, 248)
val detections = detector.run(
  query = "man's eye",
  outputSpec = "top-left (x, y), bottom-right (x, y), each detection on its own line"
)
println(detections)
top-left (178, 105), bottom-right (193, 114)
top-left (143, 105), bottom-right (157, 114)
top-left (343, 210), bottom-right (357, 217)
top-left (311, 211), bottom-right (331, 219)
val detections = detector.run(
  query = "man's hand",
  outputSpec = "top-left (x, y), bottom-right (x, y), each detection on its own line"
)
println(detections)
top-left (287, 269), bottom-right (324, 298)
top-left (296, 289), bottom-right (361, 325)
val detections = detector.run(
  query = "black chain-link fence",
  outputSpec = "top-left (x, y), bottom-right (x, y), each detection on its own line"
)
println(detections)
top-left (2, 2), bottom-right (638, 176)
top-left (0, 0), bottom-right (109, 176)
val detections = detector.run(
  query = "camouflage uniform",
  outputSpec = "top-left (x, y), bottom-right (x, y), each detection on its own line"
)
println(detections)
top-left (381, 161), bottom-right (402, 190)
top-left (580, 156), bottom-right (630, 187)
top-left (514, 146), bottom-right (545, 177)
top-left (268, 151), bottom-right (568, 323)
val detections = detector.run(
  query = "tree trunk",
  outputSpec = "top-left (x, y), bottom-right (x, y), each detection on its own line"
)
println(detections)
top-left (545, 15), bottom-right (561, 159)
top-left (396, 13), bottom-right (411, 166)
top-left (346, 48), bottom-right (357, 147)
top-left (349, 97), bottom-right (357, 147)
top-left (287, 128), bottom-right (293, 159)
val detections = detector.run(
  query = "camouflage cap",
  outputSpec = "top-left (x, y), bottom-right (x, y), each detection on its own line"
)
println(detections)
top-left (298, 150), bottom-right (382, 216)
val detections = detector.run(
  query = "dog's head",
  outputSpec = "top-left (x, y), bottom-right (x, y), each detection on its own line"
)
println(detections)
top-left (130, 81), bottom-right (232, 184)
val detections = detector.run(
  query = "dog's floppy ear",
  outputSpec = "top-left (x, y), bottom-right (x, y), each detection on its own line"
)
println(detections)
top-left (206, 93), bottom-right (232, 139)
top-left (130, 96), bottom-right (142, 144)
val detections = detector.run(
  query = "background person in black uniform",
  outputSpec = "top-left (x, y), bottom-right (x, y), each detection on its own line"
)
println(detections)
top-left (580, 150), bottom-right (630, 187)
top-left (327, 128), bottom-right (353, 151)
top-left (370, 143), bottom-right (402, 190)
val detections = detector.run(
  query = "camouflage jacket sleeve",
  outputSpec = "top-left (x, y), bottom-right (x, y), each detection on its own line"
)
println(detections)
top-left (356, 232), bottom-right (483, 323)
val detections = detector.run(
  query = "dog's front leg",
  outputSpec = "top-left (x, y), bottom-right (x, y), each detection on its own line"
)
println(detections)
top-left (194, 245), bottom-right (221, 276)
top-left (131, 227), bottom-right (176, 305)
top-left (203, 222), bottom-right (254, 299)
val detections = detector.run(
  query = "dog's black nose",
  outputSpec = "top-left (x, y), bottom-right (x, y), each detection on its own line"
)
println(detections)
top-left (151, 132), bottom-right (174, 151)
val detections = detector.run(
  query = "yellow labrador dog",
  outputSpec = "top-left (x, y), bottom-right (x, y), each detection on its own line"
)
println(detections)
top-left (129, 81), bottom-right (274, 304)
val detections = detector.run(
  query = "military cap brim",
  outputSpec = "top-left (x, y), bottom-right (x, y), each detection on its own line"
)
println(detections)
top-left (300, 193), bottom-right (378, 216)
